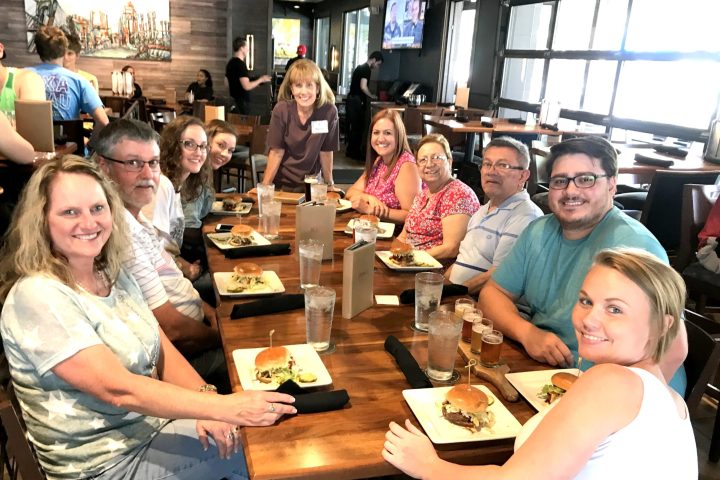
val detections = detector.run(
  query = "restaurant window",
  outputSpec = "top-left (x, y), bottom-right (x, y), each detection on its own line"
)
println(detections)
top-left (339, 7), bottom-right (370, 94)
top-left (496, 0), bottom-right (720, 140)
top-left (314, 17), bottom-right (330, 70)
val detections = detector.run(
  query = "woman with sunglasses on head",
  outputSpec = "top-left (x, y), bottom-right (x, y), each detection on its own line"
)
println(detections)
top-left (345, 109), bottom-right (421, 223)
top-left (145, 116), bottom-right (210, 282)
top-left (395, 134), bottom-right (479, 260)
top-left (0, 156), bottom-right (295, 479)
top-left (383, 248), bottom-right (696, 479)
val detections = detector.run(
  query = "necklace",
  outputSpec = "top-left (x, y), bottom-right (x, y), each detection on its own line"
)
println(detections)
top-left (76, 268), bottom-right (109, 297)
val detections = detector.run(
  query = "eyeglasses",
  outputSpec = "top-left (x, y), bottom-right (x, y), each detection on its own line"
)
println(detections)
top-left (480, 161), bottom-right (525, 172)
top-left (417, 154), bottom-right (447, 167)
top-left (102, 155), bottom-right (160, 172)
top-left (548, 173), bottom-right (610, 190)
top-left (180, 139), bottom-right (209, 153)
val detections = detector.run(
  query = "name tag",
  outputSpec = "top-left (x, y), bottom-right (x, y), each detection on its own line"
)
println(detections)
top-left (311, 120), bottom-right (329, 134)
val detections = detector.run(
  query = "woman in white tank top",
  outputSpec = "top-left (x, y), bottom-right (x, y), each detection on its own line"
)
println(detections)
top-left (382, 248), bottom-right (697, 479)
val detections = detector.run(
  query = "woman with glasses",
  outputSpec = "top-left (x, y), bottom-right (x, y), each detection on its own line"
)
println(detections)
top-left (259, 59), bottom-right (338, 192)
top-left (0, 156), bottom-right (296, 479)
top-left (384, 248), bottom-right (696, 479)
top-left (396, 134), bottom-right (479, 260)
top-left (345, 109), bottom-right (421, 222)
top-left (146, 116), bottom-right (210, 281)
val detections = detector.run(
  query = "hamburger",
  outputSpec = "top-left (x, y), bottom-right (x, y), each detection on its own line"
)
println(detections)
top-left (441, 384), bottom-right (495, 433)
top-left (389, 238), bottom-right (414, 266)
top-left (222, 196), bottom-right (242, 211)
top-left (229, 224), bottom-right (254, 247)
top-left (228, 262), bottom-right (265, 293)
top-left (326, 191), bottom-right (342, 207)
top-left (254, 346), bottom-right (297, 384)
top-left (358, 214), bottom-right (379, 228)
top-left (538, 372), bottom-right (578, 404)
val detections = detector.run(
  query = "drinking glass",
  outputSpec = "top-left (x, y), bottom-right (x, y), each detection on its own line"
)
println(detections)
top-left (305, 286), bottom-right (336, 352)
top-left (414, 272), bottom-right (444, 331)
top-left (480, 329), bottom-right (504, 366)
top-left (353, 223), bottom-right (378, 243)
top-left (470, 317), bottom-right (493, 354)
top-left (426, 310), bottom-right (462, 382)
top-left (257, 183), bottom-right (275, 217)
top-left (455, 298), bottom-right (476, 343)
top-left (260, 200), bottom-right (281, 239)
top-left (299, 239), bottom-right (323, 288)
top-left (304, 174), bottom-right (318, 201)
top-left (311, 182), bottom-right (328, 203)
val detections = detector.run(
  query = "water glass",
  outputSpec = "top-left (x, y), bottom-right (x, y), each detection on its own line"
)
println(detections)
top-left (426, 310), bottom-right (462, 381)
top-left (414, 272), bottom-right (444, 331)
top-left (260, 200), bottom-right (281, 239)
top-left (305, 286), bottom-right (336, 352)
top-left (353, 223), bottom-right (378, 243)
top-left (311, 183), bottom-right (328, 203)
top-left (480, 329), bottom-right (504, 366)
top-left (470, 317), bottom-right (493, 354)
top-left (257, 183), bottom-right (275, 216)
top-left (299, 239), bottom-right (323, 288)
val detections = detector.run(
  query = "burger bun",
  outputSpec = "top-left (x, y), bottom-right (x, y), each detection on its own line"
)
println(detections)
top-left (255, 346), bottom-right (291, 371)
top-left (233, 262), bottom-right (263, 277)
top-left (445, 384), bottom-right (488, 414)
top-left (551, 372), bottom-right (578, 391)
top-left (359, 214), bottom-right (379, 227)
top-left (390, 238), bottom-right (413, 255)
top-left (230, 224), bottom-right (253, 237)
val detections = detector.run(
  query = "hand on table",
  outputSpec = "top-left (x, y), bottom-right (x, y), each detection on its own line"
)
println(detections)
top-left (196, 420), bottom-right (241, 459)
top-left (227, 391), bottom-right (297, 426)
top-left (382, 419), bottom-right (441, 479)
top-left (351, 195), bottom-right (389, 219)
top-left (180, 259), bottom-right (202, 282)
top-left (523, 327), bottom-right (573, 368)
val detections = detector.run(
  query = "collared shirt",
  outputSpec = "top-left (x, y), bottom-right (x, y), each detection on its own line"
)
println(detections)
top-left (449, 190), bottom-right (542, 285)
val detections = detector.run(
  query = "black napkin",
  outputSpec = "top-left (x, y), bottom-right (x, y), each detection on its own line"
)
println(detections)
top-left (230, 294), bottom-right (304, 319)
top-left (223, 243), bottom-right (291, 259)
top-left (398, 283), bottom-right (469, 305)
top-left (277, 380), bottom-right (350, 414)
top-left (384, 335), bottom-right (432, 389)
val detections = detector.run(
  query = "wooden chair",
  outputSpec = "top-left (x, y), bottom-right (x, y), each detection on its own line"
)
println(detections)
top-left (0, 386), bottom-right (46, 479)
top-left (250, 125), bottom-right (270, 185)
top-left (684, 310), bottom-right (720, 461)
top-left (220, 115), bottom-right (259, 192)
top-left (677, 184), bottom-right (720, 314)
top-left (53, 119), bottom-right (85, 157)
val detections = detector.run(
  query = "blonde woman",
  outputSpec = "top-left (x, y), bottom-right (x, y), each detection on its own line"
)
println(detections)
top-left (261, 59), bottom-right (338, 191)
top-left (383, 248), bottom-right (696, 479)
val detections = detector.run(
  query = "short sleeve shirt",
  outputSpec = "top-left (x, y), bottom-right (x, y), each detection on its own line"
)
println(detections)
top-left (364, 151), bottom-right (416, 210)
top-left (0, 270), bottom-right (167, 479)
top-left (142, 174), bottom-right (185, 250)
top-left (182, 183), bottom-right (214, 229)
top-left (404, 179), bottom-right (480, 250)
top-left (349, 63), bottom-right (371, 97)
top-left (28, 63), bottom-right (103, 120)
top-left (225, 57), bottom-right (250, 104)
top-left (267, 100), bottom-right (339, 190)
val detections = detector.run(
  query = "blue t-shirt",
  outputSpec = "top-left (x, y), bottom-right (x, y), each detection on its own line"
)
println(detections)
top-left (29, 63), bottom-right (103, 120)
top-left (493, 207), bottom-right (686, 394)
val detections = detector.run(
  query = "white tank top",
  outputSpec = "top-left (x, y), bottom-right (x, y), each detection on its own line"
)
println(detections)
top-left (514, 367), bottom-right (697, 479)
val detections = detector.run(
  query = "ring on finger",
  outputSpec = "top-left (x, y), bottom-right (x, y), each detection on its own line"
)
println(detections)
top-left (226, 431), bottom-right (234, 440)
top-left (268, 403), bottom-right (276, 413)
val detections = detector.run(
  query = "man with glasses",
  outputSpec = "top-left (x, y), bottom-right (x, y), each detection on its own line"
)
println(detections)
top-left (446, 137), bottom-right (542, 294)
top-left (95, 119), bottom-right (227, 391)
top-left (478, 136), bottom-right (687, 394)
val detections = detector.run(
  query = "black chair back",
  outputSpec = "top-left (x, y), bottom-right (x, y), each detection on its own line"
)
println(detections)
top-left (683, 311), bottom-right (720, 412)
top-left (0, 385), bottom-right (46, 479)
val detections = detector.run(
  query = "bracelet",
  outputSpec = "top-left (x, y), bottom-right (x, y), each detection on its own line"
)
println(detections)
top-left (198, 384), bottom-right (217, 393)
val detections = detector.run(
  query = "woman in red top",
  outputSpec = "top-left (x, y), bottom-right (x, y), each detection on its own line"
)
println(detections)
top-left (397, 134), bottom-right (479, 260)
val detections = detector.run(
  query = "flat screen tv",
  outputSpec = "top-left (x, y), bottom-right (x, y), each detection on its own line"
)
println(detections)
top-left (381, 0), bottom-right (427, 50)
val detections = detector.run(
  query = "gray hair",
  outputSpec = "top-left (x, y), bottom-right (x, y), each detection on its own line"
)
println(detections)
top-left (483, 136), bottom-right (531, 169)
top-left (93, 119), bottom-right (159, 158)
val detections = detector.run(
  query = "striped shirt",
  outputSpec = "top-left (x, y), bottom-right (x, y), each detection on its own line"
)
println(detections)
top-left (449, 190), bottom-right (542, 285)
top-left (122, 209), bottom-right (203, 322)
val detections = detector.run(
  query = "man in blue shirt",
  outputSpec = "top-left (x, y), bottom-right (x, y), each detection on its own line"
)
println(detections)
top-left (29, 26), bottom-right (108, 127)
top-left (479, 136), bottom-right (687, 393)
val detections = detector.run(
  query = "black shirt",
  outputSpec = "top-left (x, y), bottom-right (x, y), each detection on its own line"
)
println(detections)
top-left (225, 57), bottom-right (250, 103)
top-left (349, 63), bottom-right (371, 97)
top-left (186, 82), bottom-right (214, 101)
top-left (285, 55), bottom-right (304, 72)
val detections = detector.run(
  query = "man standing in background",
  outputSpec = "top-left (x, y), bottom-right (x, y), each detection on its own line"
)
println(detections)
top-left (345, 51), bottom-right (383, 161)
top-left (225, 36), bottom-right (271, 114)
top-left (285, 44), bottom-right (307, 73)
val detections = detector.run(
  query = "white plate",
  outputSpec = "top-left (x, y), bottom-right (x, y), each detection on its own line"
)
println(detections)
top-left (213, 271), bottom-right (285, 297)
top-left (211, 201), bottom-right (252, 215)
top-left (232, 344), bottom-right (333, 391)
top-left (336, 198), bottom-right (352, 212)
top-left (206, 231), bottom-right (271, 250)
top-left (403, 385), bottom-right (522, 444)
top-left (376, 250), bottom-right (443, 271)
top-left (344, 218), bottom-right (395, 238)
top-left (505, 369), bottom-right (580, 411)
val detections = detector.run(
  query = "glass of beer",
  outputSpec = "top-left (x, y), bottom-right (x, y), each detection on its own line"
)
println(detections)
top-left (455, 298), bottom-right (476, 343)
top-left (304, 174), bottom-right (318, 201)
top-left (480, 329), bottom-right (503, 367)
top-left (470, 317), bottom-right (493, 354)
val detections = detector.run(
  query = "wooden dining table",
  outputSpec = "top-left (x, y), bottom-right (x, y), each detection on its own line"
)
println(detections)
top-left (204, 203), bottom-right (546, 479)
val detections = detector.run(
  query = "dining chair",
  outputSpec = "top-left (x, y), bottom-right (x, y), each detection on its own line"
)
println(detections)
top-left (250, 125), bottom-right (270, 185)
top-left (404, 107), bottom-right (423, 152)
top-left (0, 385), bottom-right (46, 479)
top-left (53, 119), bottom-right (85, 157)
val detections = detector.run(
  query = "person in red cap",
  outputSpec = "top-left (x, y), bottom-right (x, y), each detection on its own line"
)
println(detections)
top-left (285, 44), bottom-right (307, 72)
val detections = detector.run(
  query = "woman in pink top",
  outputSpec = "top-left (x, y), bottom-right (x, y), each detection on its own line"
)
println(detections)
top-left (397, 134), bottom-right (479, 260)
top-left (346, 109), bottom-right (421, 223)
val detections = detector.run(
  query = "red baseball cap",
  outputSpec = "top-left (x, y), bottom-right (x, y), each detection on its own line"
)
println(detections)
top-left (297, 45), bottom-right (307, 55)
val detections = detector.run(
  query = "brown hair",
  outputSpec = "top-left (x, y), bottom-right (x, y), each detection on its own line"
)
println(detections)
top-left (545, 135), bottom-right (618, 179)
top-left (206, 119), bottom-right (238, 140)
top-left (34, 26), bottom-right (68, 62)
top-left (364, 109), bottom-right (412, 180)
top-left (159, 116), bottom-right (211, 201)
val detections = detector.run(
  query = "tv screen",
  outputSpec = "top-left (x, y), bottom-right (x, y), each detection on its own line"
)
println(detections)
top-left (382, 0), bottom-right (427, 50)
